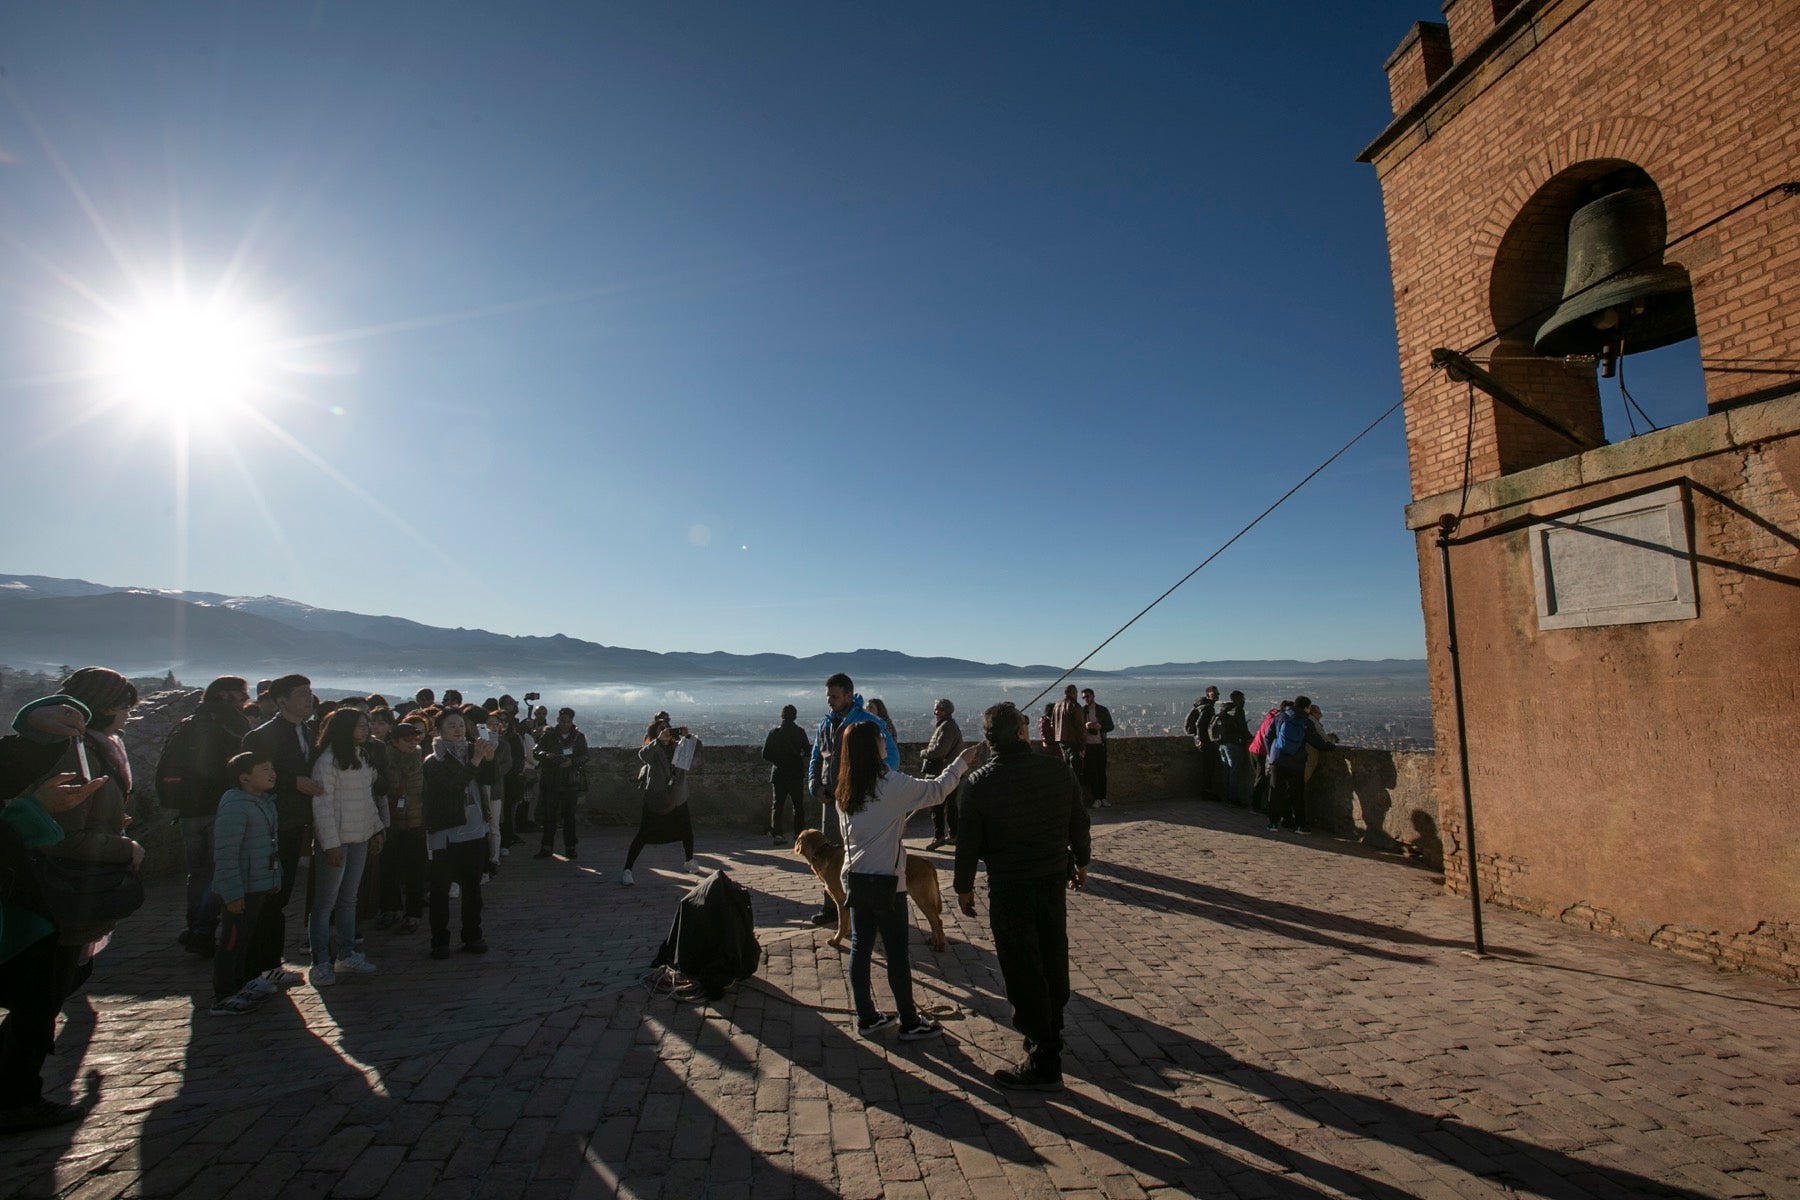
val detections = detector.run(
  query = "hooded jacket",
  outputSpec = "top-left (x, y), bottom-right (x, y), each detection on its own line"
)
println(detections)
top-left (807, 694), bottom-right (898, 797)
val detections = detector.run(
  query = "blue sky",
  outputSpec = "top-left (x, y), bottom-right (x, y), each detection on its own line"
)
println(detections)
top-left (3, 3), bottom-right (1457, 668)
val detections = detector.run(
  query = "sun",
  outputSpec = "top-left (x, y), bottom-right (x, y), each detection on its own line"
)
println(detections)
top-left (95, 294), bottom-right (279, 422)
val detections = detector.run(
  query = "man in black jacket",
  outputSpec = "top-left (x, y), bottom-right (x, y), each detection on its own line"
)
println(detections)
top-left (954, 702), bottom-right (1091, 1092)
top-left (533, 708), bottom-right (589, 860)
top-left (760, 705), bottom-right (810, 846)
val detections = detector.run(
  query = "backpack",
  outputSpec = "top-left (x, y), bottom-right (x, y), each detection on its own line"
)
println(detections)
top-left (1269, 711), bottom-right (1310, 763)
top-left (154, 714), bottom-right (209, 812)
top-left (1183, 707), bottom-right (1201, 737)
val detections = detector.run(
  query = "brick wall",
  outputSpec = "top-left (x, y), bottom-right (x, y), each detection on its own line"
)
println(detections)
top-left (1362, 0), bottom-right (1800, 501)
top-left (1362, 0), bottom-right (1800, 987)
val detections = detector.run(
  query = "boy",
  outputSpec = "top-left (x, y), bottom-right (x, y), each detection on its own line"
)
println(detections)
top-left (210, 751), bottom-right (284, 1015)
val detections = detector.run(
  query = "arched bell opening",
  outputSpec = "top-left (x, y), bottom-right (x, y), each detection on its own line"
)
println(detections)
top-left (1487, 161), bottom-right (1702, 465)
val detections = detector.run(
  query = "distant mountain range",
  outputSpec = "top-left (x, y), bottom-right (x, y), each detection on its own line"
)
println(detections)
top-left (0, 572), bottom-right (1425, 685)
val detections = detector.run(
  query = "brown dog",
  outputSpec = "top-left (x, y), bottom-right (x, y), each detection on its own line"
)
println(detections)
top-left (793, 829), bottom-right (949, 952)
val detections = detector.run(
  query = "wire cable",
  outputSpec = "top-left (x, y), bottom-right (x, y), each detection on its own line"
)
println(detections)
top-left (1022, 391), bottom-right (1409, 710)
top-left (1023, 184), bottom-right (1795, 710)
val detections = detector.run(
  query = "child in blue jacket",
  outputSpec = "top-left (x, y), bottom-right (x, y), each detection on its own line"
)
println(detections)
top-left (210, 752), bottom-right (283, 1015)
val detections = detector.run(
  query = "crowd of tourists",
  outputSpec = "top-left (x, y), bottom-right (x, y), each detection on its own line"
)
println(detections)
top-left (0, 664), bottom-right (1338, 1130)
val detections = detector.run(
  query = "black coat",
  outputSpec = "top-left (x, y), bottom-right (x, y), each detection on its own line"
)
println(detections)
top-left (954, 742), bottom-right (1091, 894)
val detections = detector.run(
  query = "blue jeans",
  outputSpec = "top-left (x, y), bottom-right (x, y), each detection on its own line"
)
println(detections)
top-left (310, 839), bottom-right (370, 965)
top-left (847, 886), bottom-right (918, 1027)
top-left (1219, 745), bottom-right (1251, 808)
top-left (181, 816), bottom-right (221, 935)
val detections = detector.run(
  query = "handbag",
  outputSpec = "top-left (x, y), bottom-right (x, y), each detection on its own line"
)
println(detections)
top-left (35, 855), bottom-right (146, 926)
top-left (845, 871), bottom-right (898, 913)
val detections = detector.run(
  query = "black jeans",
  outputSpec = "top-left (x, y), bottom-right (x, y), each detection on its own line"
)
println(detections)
top-left (0, 932), bottom-right (59, 1107)
top-left (931, 789), bottom-right (959, 841)
top-left (1267, 761), bottom-right (1307, 828)
top-left (848, 890), bottom-right (918, 1026)
top-left (769, 774), bottom-right (806, 840)
top-left (500, 775), bottom-right (523, 845)
top-left (539, 789), bottom-right (581, 853)
top-left (987, 876), bottom-right (1070, 1076)
top-left (380, 828), bottom-right (427, 918)
top-left (428, 837), bottom-right (486, 949)
top-left (213, 893), bottom-right (267, 1001)
top-left (1060, 745), bottom-right (1088, 806)
top-left (1081, 742), bottom-right (1109, 802)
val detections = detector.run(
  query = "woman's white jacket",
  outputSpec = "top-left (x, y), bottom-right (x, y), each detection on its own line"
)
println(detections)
top-left (838, 758), bottom-right (970, 889)
top-left (311, 755), bottom-right (387, 850)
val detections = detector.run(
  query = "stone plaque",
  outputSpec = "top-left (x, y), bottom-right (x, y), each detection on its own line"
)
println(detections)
top-left (1531, 485), bottom-right (1697, 629)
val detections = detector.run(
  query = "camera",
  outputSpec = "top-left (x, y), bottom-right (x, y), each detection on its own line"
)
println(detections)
top-left (523, 692), bottom-right (541, 703)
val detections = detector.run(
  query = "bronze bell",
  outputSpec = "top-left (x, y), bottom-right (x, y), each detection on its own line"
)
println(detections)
top-left (1533, 184), bottom-right (1697, 375)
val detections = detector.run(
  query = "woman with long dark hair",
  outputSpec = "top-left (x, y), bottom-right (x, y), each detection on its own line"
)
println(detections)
top-left (308, 709), bottom-right (385, 987)
top-left (835, 721), bottom-right (979, 1039)
top-left (621, 716), bottom-right (700, 885)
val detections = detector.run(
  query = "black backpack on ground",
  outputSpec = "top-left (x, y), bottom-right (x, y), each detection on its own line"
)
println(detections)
top-left (650, 869), bottom-right (760, 1000)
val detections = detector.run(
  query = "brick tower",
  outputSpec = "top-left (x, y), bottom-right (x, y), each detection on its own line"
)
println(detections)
top-left (1359, 0), bottom-right (1800, 978)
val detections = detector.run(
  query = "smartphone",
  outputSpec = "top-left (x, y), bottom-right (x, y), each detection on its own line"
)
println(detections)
top-left (477, 726), bottom-right (495, 744)
top-left (73, 738), bottom-right (94, 782)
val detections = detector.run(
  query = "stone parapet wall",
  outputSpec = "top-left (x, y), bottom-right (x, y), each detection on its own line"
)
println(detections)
top-left (110, 694), bottom-right (1441, 875)
top-left (540, 737), bottom-right (1444, 866)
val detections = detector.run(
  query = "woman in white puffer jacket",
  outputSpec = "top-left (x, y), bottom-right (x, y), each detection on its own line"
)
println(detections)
top-left (309, 708), bottom-right (387, 986)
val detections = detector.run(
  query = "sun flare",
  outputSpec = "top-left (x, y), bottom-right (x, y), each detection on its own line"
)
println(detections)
top-left (96, 295), bottom-right (279, 422)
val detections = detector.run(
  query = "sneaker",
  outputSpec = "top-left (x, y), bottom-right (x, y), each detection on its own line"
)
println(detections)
top-left (334, 951), bottom-right (377, 975)
top-left (534, 848), bottom-right (554, 859)
top-left (177, 929), bottom-right (193, 947)
top-left (897, 1018), bottom-right (942, 1041)
top-left (810, 911), bottom-right (837, 927)
top-left (620, 869), bottom-right (635, 886)
top-left (771, 834), bottom-right (785, 846)
top-left (1266, 823), bottom-right (1280, 832)
top-left (684, 859), bottom-right (699, 875)
top-left (373, 912), bottom-right (398, 931)
top-left (1294, 826), bottom-right (1313, 835)
top-left (189, 930), bottom-right (217, 959)
top-left (856, 1013), bottom-right (897, 1038)
top-left (309, 963), bottom-right (337, 988)
top-left (448, 883), bottom-right (461, 900)
top-left (462, 939), bottom-right (488, 954)
top-left (926, 838), bottom-right (945, 851)
top-left (0, 1098), bottom-right (88, 1133)
top-left (242, 976), bottom-right (280, 999)
top-left (208, 992), bottom-right (259, 1016)
top-left (993, 1063), bottom-right (1064, 1092)
top-left (431, 944), bottom-right (452, 960)
top-left (263, 966), bottom-right (304, 988)
top-left (499, 847), bottom-right (510, 858)
top-left (565, 849), bottom-right (578, 861)
top-left (399, 917), bottom-right (421, 934)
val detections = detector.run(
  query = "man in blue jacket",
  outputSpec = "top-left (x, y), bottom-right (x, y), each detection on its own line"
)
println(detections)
top-left (1265, 694), bottom-right (1335, 833)
top-left (806, 673), bottom-right (897, 925)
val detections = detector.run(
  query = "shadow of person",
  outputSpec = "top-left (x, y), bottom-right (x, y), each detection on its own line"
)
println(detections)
top-left (1085, 859), bottom-right (1470, 956)
top-left (1410, 810), bottom-right (1443, 866)
top-left (1347, 752), bottom-right (1399, 851)
top-left (727, 946), bottom-right (1414, 1198)
top-left (1048, 993), bottom-right (1718, 1200)
top-left (0, 992), bottom-right (102, 1198)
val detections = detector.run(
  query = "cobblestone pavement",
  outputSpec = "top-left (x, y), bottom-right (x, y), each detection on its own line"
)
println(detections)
top-left (1, 801), bottom-right (1796, 1199)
